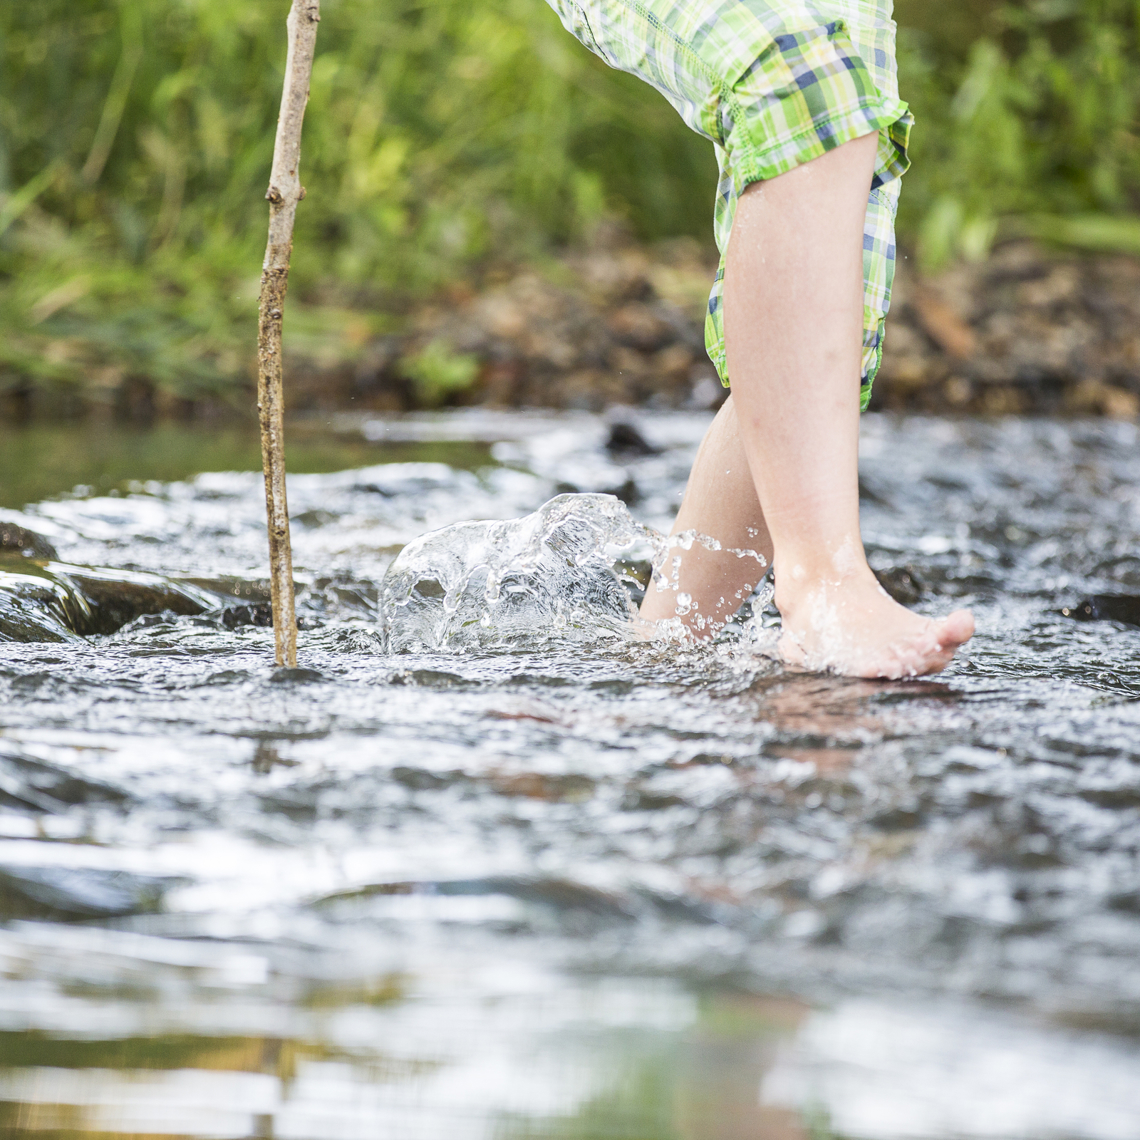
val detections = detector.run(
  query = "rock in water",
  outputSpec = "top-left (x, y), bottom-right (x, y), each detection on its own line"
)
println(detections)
top-left (60, 566), bottom-right (218, 634)
top-left (1061, 595), bottom-right (1140, 628)
top-left (875, 565), bottom-right (926, 605)
top-left (0, 523), bottom-right (58, 561)
top-left (379, 493), bottom-right (650, 653)
top-left (0, 562), bottom-right (234, 641)
top-left (605, 419), bottom-right (660, 457)
top-left (0, 572), bottom-right (85, 643)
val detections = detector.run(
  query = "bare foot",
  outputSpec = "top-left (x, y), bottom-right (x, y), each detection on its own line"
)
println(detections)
top-left (776, 571), bottom-right (974, 679)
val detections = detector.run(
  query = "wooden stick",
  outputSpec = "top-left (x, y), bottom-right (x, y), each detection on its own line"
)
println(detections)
top-left (257, 0), bottom-right (320, 667)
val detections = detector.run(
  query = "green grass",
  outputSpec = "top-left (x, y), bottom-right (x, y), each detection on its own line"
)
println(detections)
top-left (896, 0), bottom-right (1140, 267)
top-left (3, 0), bottom-right (1140, 410)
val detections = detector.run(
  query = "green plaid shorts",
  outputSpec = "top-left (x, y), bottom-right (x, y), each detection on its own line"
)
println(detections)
top-left (546, 0), bottom-right (912, 407)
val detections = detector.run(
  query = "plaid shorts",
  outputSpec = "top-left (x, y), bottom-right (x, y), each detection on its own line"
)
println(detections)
top-left (546, 0), bottom-right (912, 407)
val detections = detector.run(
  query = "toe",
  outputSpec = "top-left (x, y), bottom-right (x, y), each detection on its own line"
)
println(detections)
top-left (937, 609), bottom-right (975, 647)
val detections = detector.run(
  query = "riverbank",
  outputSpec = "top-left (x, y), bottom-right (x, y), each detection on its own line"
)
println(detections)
top-left (5, 238), bottom-right (1140, 423)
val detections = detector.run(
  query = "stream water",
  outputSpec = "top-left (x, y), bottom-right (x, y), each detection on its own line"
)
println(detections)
top-left (0, 409), bottom-right (1138, 1139)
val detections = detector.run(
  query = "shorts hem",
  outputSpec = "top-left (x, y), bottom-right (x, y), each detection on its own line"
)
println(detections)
top-left (726, 97), bottom-right (912, 197)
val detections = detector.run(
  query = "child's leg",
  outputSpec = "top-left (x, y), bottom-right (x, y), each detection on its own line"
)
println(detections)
top-left (643, 132), bottom-right (973, 678)
top-left (640, 395), bottom-right (772, 631)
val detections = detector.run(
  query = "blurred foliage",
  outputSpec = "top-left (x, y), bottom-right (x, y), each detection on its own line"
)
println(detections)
top-left (400, 339), bottom-right (481, 406)
top-left (2, 0), bottom-right (1140, 406)
top-left (0, 0), bottom-right (711, 407)
top-left (896, 0), bottom-right (1140, 267)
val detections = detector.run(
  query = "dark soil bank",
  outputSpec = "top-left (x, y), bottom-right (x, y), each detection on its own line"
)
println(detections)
top-left (8, 239), bottom-right (1140, 422)
top-left (269, 239), bottom-right (1140, 420)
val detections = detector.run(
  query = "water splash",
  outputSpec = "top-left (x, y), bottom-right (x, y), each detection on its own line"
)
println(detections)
top-left (379, 494), bottom-right (659, 652)
top-left (378, 492), bottom-right (779, 654)
top-left (651, 526), bottom-right (772, 636)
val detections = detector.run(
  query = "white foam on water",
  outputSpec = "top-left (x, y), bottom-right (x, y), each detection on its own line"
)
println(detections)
top-left (378, 493), bottom-right (660, 653)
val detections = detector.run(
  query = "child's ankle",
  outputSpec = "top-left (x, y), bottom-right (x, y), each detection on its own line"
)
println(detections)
top-left (772, 555), bottom-right (878, 617)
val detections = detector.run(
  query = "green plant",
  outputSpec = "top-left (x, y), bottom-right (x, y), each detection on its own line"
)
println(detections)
top-left (897, 0), bottom-right (1140, 269)
top-left (3, 0), bottom-right (1140, 408)
top-left (400, 339), bottom-right (480, 407)
top-left (0, 0), bottom-right (712, 408)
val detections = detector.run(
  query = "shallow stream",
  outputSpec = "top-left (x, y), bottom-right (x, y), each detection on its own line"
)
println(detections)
top-left (1, 410), bottom-right (1139, 1139)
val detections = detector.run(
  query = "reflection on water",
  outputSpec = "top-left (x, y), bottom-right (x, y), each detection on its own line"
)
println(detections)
top-left (2, 965), bottom-right (1138, 1138)
top-left (0, 420), bottom-right (495, 510)
top-left (0, 963), bottom-right (799, 1138)
top-left (1, 410), bottom-right (1139, 1138)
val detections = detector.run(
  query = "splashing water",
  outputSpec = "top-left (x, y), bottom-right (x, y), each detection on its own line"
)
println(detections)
top-left (652, 525), bottom-right (772, 634)
top-left (1, 413), bottom-right (1140, 1138)
top-left (379, 493), bottom-right (658, 652)
top-left (378, 492), bottom-right (776, 654)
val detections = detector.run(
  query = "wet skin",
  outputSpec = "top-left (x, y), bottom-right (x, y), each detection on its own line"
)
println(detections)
top-left (640, 134), bottom-right (974, 677)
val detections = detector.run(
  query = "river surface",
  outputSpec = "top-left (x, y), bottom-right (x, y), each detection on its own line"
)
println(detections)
top-left (0, 410), bottom-right (1138, 1139)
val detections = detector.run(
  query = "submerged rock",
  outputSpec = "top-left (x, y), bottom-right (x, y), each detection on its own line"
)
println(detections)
top-left (270, 666), bottom-right (325, 684)
top-left (875, 565), bottom-right (927, 606)
top-left (0, 748), bottom-right (129, 811)
top-left (0, 571), bottom-right (87, 642)
top-left (213, 602), bottom-right (274, 629)
top-left (0, 561), bottom-right (258, 642)
top-left (0, 523), bottom-right (58, 561)
top-left (605, 419), bottom-right (661, 457)
top-left (1062, 595), bottom-right (1140, 627)
top-left (58, 566), bottom-right (219, 635)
